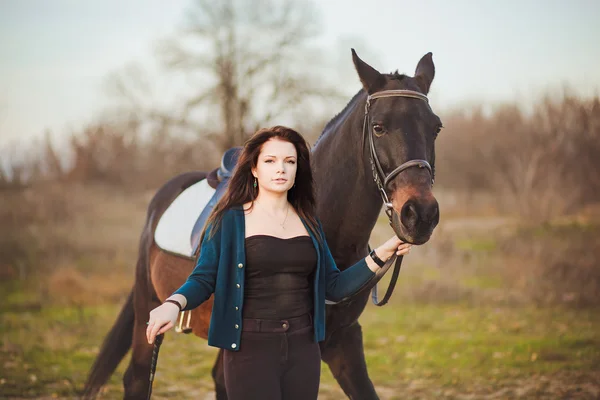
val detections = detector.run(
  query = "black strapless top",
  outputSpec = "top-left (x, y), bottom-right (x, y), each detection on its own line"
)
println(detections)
top-left (242, 235), bottom-right (317, 319)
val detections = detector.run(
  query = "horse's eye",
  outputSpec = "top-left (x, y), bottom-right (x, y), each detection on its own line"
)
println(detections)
top-left (434, 125), bottom-right (443, 138)
top-left (372, 124), bottom-right (385, 136)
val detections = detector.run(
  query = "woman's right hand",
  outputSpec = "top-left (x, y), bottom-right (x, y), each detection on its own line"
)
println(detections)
top-left (375, 236), bottom-right (412, 261)
top-left (146, 302), bottom-right (180, 344)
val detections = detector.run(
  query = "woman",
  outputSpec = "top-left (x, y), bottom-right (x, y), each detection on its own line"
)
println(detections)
top-left (146, 126), bottom-right (412, 399)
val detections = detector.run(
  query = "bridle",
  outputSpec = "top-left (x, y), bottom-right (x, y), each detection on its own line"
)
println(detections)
top-left (363, 89), bottom-right (435, 222)
top-left (362, 89), bottom-right (435, 306)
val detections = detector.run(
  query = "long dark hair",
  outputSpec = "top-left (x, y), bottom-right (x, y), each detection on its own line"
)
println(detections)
top-left (204, 126), bottom-right (321, 242)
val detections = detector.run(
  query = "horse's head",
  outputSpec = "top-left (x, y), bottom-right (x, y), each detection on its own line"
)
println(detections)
top-left (352, 49), bottom-right (442, 245)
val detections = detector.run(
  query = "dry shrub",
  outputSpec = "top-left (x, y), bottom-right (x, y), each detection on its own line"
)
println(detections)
top-left (0, 182), bottom-right (73, 279)
top-left (46, 267), bottom-right (89, 306)
top-left (403, 280), bottom-right (475, 304)
top-left (0, 178), bottom-right (147, 287)
top-left (47, 266), bottom-right (132, 306)
top-left (498, 222), bottom-right (600, 307)
top-left (64, 119), bottom-right (216, 191)
top-left (1, 115), bottom-right (217, 284)
top-left (3, 115), bottom-right (219, 193)
top-left (0, 181), bottom-right (137, 278)
top-left (436, 92), bottom-right (600, 221)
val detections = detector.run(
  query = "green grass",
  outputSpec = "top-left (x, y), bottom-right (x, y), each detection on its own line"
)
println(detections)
top-left (1, 283), bottom-right (599, 399)
top-left (2, 209), bottom-right (599, 398)
top-left (358, 304), bottom-right (599, 383)
top-left (461, 275), bottom-right (505, 289)
top-left (455, 238), bottom-right (497, 252)
top-left (524, 219), bottom-right (599, 239)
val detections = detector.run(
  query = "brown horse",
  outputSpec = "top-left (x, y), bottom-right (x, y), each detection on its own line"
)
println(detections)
top-left (83, 49), bottom-right (441, 399)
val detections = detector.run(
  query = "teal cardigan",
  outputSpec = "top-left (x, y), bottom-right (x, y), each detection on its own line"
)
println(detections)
top-left (173, 206), bottom-right (375, 351)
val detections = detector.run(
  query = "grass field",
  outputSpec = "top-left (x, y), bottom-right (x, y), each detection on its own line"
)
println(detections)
top-left (1, 187), bottom-right (599, 399)
top-left (2, 281), bottom-right (599, 399)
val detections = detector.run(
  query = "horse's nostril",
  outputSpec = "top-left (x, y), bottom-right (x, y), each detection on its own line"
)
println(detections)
top-left (401, 201), bottom-right (418, 227)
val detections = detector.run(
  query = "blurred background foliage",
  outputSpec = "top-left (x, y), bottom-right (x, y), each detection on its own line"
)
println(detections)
top-left (1, 0), bottom-right (599, 398)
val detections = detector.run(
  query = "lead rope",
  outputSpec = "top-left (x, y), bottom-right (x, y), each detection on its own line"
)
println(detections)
top-left (370, 250), bottom-right (404, 306)
top-left (146, 333), bottom-right (164, 400)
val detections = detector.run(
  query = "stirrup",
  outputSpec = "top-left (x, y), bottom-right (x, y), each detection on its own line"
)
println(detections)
top-left (175, 310), bottom-right (193, 334)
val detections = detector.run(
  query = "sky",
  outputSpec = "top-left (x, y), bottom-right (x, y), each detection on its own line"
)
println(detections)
top-left (1, 0), bottom-right (599, 149)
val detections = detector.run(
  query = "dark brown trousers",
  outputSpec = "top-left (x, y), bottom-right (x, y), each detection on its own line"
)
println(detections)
top-left (223, 313), bottom-right (321, 400)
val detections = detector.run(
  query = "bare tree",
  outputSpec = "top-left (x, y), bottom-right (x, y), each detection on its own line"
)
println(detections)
top-left (103, 64), bottom-right (192, 140)
top-left (156, 0), bottom-right (343, 150)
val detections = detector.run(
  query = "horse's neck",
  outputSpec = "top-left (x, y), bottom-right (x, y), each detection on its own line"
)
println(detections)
top-left (312, 107), bottom-right (383, 263)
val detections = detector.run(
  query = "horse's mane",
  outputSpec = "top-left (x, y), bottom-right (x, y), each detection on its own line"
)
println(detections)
top-left (313, 89), bottom-right (364, 148)
top-left (313, 72), bottom-right (408, 149)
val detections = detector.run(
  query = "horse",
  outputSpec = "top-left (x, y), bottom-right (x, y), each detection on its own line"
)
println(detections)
top-left (83, 49), bottom-right (441, 399)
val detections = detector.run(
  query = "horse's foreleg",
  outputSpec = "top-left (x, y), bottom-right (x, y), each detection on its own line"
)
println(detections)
top-left (320, 322), bottom-right (379, 400)
top-left (123, 291), bottom-right (160, 400)
top-left (211, 349), bottom-right (228, 399)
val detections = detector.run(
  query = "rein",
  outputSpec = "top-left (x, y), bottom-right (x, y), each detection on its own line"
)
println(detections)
top-left (362, 89), bottom-right (433, 306)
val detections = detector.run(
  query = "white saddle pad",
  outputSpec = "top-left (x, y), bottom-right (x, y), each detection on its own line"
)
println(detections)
top-left (154, 179), bottom-right (216, 257)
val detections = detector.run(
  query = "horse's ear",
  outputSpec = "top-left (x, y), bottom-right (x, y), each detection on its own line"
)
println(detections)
top-left (352, 48), bottom-right (386, 94)
top-left (414, 52), bottom-right (435, 94)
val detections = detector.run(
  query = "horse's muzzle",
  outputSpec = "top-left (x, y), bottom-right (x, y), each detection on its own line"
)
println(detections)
top-left (389, 197), bottom-right (439, 245)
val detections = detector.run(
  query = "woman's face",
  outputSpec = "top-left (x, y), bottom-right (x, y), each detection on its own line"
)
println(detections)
top-left (252, 138), bottom-right (298, 195)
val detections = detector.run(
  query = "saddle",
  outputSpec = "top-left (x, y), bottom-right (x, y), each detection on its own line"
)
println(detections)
top-left (153, 147), bottom-right (242, 259)
top-left (190, 147), bottom-right (242, 255)
top-left (176, 147), bottom-right (241, 334)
